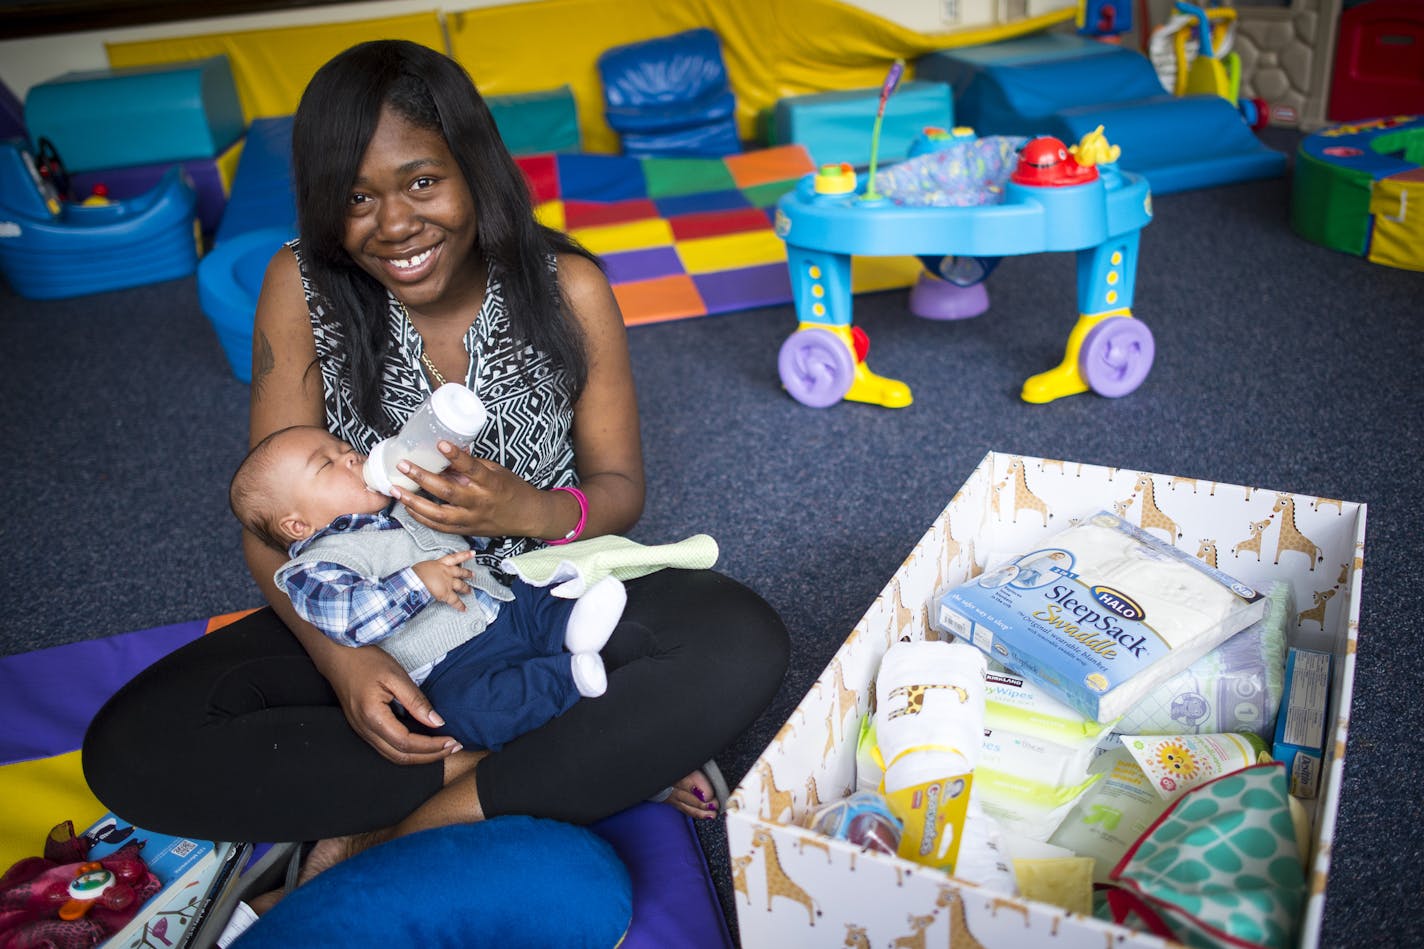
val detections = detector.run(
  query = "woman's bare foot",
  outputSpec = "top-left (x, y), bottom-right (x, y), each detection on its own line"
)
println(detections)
top-left (245, 749), bottom-right (490, 915)
top-left (247, 830), bottom-right (391, 915)
top-left (662, 769), bottom-right (719, 820)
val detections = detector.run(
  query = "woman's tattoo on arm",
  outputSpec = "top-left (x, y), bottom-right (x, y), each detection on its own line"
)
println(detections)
top-left (251, 329), bottom-right (275, 398)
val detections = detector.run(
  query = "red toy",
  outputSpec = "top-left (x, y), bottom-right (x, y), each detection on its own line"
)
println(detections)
top-left (1011, 136), bottom-right (1101, 187)
top-left (0, 821), bottom-right (160, 949)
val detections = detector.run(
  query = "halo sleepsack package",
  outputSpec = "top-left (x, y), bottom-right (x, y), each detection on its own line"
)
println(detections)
top-left (933, 512), bottom-right (1266, 724)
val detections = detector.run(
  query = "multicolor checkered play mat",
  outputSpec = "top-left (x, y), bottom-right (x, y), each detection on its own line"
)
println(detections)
top-left (515, 146), bottom-right (922, 325)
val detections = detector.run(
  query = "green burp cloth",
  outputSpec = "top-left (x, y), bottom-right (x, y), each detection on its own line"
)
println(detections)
top-left (501, 534), bottom-right (719, 597)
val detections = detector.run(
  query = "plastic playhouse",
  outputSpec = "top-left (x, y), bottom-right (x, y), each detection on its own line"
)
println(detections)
top-left (773, 124), bottom-right (1153, 409)
top-left (0, 138), bottom-right (200, 300)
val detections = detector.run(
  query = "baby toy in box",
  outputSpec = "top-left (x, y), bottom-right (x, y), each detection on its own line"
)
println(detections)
top-left (727, 451), bottom-right (1364, 948)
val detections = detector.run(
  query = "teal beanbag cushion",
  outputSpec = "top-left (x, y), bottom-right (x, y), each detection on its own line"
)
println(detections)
top-left (234, 816), bottom-right (632, 948)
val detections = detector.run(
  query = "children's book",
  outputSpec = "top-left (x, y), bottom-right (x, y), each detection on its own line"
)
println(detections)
top-left (82, 812), bottom-right (250, 949)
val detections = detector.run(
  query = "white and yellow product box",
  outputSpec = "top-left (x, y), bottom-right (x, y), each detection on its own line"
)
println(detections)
top-left (727, 451), bottom-right (1364, 949)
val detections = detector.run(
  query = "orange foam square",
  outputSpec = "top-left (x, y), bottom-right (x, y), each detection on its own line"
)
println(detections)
top-left (612, 273), bottom-right (707, 325)
top-left (724, 145), bottom-right (816, 189)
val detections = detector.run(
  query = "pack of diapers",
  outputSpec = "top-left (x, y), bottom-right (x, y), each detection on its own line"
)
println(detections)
top-left (933, 512), bottom-right (1265, 724)
top-left (1114, 580), bottom-right (1291, 739)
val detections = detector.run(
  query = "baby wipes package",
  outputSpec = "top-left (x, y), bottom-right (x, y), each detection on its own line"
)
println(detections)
top-left (980, 659), bottom-right (1116, 788)
top-left (984, 661), bottom-right (1118, 747)
top-left (933, 512), bottom-right (1265, 724)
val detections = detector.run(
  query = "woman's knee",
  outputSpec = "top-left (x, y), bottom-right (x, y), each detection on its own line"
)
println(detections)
top-left (625, 569), bottom-right (790, 685)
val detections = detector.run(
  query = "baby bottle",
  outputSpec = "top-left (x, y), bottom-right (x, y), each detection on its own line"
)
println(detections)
top-left (363, 383), bottom-right (487, 496)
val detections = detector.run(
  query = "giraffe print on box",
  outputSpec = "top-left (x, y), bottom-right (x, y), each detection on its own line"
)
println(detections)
top-left (1272, 494), bottom-right (1324, 570)
top-left (804, 774), bottom-right (823, 812)
top-left (1232, 517), bottom-right (1273, 561)
top-left (750, 827), bottom-right (820, 925)
top-left (833, 659), bottom-right (859, 737)
top-left (1197, 539), bottom-right (1219, 569)
top-left (891, 913), bottom-right (935, 949)
top-left (731, 854), bottom-right (752, 905)
top-left (1132, 474), bottom-right (1182, 542)
top-left (1299, 588), bottom-right (1337, 629)
top-left (1313, 496), bottom-right (1344, 515)
top-left (843, 923), bottom-right (870, 949)
top-left (756, 760), bottom-right (795, 823)
top-left (935, 887), bottom-right (988, 949)
top-left (796, 835), bottom-right (832, 863)
top-left (1005, 457), bottom-right (1051, 527)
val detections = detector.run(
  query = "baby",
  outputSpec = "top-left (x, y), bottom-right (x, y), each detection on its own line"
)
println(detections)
top-left (229, 425), bottom-right (625, 752)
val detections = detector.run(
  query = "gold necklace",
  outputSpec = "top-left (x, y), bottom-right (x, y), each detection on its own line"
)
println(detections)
top-left (399, 301), bottom-right (450, 387)
top-left (419, 351), bottom-right (446, 387)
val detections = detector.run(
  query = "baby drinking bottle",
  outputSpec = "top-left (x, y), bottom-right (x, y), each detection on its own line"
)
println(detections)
top-left (363, 383), bottom-right (487, 496)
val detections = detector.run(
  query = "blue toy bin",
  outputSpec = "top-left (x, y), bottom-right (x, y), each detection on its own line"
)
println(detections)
top-left (197, 226), bottom-right (294, 383)
top-left (0, 141), bottom-right (200, 300)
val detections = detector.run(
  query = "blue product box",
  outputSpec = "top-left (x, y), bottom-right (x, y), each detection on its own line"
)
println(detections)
top-left (1272, 646), bottom-right (1333, 799)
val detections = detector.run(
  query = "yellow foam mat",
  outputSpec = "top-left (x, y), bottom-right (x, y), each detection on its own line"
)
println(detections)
top-left (0, 751), bottom-right (105, 870)
top-left (571, 218), bottom-right (675, 255)
top-left (676, 229), bottom-right (786, 274)
top-left (106, 13), bottom-right (447, 121)
top-left (447, 0), bottom-right (1074, 154)
top-left (534, 200), bottom-right (568, 232)
top-left (851, 255), bottom-right (925, 293)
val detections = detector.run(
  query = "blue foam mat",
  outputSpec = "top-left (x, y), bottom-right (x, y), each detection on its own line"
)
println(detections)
top-left (917, 34), bottom-right (1286, 195)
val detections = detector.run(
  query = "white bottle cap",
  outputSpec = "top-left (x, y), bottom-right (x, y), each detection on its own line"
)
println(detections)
top-left (430, 383), bottom-right (487, 438)
top-left (363, 440), bottom-right (396, 496)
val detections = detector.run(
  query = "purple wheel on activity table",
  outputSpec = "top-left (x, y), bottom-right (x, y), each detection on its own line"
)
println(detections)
top-left (779, 327), bottom-right (855, 407)
top-left (1080, 316), bottom-right (1154, 397)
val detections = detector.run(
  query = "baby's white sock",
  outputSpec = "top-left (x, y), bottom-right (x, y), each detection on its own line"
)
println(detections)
top-left (564, 576), bottom-right (627, 655)
top-left (571, 653), bottom-right (607, 698)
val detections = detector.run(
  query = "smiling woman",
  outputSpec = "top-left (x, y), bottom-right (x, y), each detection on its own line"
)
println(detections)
top-left (82, 38), bottom-right (790, 911)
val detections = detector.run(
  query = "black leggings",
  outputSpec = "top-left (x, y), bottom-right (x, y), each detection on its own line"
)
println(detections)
top-left (82, 569), bottom-right (788, 843)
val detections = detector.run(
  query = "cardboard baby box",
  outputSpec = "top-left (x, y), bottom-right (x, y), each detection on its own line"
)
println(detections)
top-left (726, 451), bottom-right (1364, 948)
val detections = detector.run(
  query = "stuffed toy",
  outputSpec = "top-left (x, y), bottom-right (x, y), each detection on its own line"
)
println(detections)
top-left (0, 820), bottom-right (160, 949)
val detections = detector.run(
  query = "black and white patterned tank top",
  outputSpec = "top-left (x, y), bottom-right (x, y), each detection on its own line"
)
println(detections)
top-left (291, 240), bottom-right (577, 570)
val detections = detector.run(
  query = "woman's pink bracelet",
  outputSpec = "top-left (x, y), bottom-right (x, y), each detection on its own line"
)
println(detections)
top-left (547, 485), bottom-right (588, 546)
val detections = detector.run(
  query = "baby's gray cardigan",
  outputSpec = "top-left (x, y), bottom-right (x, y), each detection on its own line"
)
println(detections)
top-left (280, 502), bottom-right (515, 673)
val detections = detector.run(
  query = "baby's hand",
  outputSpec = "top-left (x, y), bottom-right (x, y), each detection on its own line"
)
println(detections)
top-left (413, 550), bottom-right (477, 611)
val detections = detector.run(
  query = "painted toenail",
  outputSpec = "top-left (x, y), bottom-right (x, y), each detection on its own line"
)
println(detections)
top-left (693, 787), bottom-right (706, 802)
